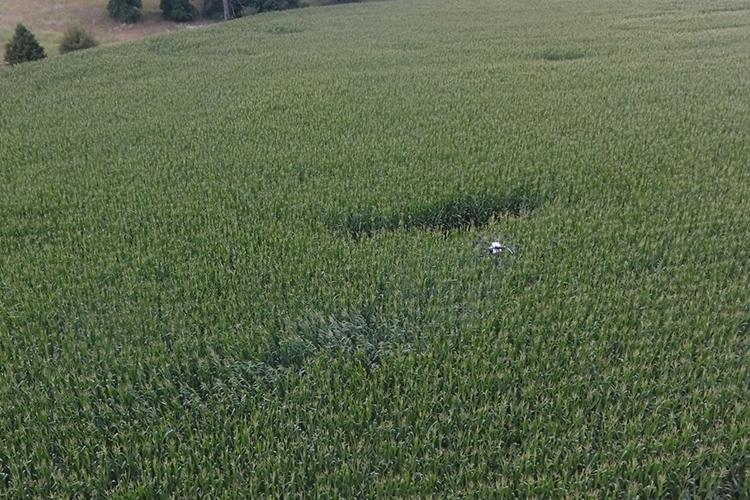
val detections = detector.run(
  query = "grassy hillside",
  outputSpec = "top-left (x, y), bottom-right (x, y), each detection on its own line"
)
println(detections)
top-left (2, 0), bottom-right (750, 495)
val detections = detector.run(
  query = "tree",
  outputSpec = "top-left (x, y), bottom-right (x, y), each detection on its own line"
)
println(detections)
top-left (59, 25), bottom-right (98, 54)
top-left (254, 0), bottom-right (299, 12)
top-left (160, 0), bottom-right (197, 22)
top-left (107, 0), bottom-right (143, 23)
top-left (202, 0), bottom-right (240, 19)
top-left (202, 0), bottom-right (297, 18)
top-left (4, 24), bottom-right (46, 65)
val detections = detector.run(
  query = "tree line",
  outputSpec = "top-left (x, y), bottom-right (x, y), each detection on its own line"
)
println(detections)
top-left (4, 0), bottom-right (363, 65)
top-left (109, 0), bottom-right (362, 23)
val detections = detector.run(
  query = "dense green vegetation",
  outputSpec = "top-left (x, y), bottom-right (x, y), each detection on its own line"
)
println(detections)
top-left (1, 0), bottom-right (750, 495)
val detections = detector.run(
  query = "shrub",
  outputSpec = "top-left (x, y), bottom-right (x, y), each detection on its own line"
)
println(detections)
top-left (59, 25), bottom-right (98, 54)
top-left (160, 0), bottom-right (198, 22)
top-left (4, 24), bottom-right (46, 65)
top-left (107, 0), bottom-right (143, 23)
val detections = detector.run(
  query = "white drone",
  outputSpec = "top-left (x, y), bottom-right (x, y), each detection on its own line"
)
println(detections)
top-left (475, 236), bottom-right (516, 257)
top-left (488, 241), bottom-right (514, 255)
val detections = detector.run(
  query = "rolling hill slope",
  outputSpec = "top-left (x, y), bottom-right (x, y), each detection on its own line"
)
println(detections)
top-left (1, 0), bottom-right (750, 495)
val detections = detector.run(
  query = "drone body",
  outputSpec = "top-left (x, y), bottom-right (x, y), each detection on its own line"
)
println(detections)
top-left (489, 241), bottom-right (513, 255)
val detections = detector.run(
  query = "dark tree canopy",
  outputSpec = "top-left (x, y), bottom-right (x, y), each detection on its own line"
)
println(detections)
top-left (160, 0), bottom-right (198, 22)
top-left (203, 0), bottom-right (299, 19)
top-left (4, 24), bottom-right (46, 65)
top-left (107, 0), bottom-right (143, 23)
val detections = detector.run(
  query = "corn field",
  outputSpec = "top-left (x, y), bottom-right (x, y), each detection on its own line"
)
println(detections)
top-left (1, 0), bottom-right (749, 495)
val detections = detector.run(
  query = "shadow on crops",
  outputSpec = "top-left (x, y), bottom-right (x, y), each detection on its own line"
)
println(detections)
top-left (261, 24), bottom-right (306, 34)
top-left (0, 451), bottom-right (10, 490)
top-left (330, 188), bottom-right (541, 239)
top-left (262, 313), bottom-right (409, 370)
top-left (536, 48), bottom-right (588, 62)
top-left (144, 37), bottom-right (202, 55)
top-left (116, 313), bottom-right (410, 408)
top-left (698, 6), bottom-right (750, 14)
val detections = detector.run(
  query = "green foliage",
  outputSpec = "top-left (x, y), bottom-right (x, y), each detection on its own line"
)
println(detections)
top-left (3, 24), bottom-right (46, 65)
top-left (202, 0), bottom-right (299, 19)
top-left (160, 0), bottom-right (198, 22)
top-left (59, 25), bottom-right (98, 54)
top-left (1, 0), bottom-right (750, 496)
top-left (107, 0), bottom-right (142, 23)
top-left (202, 0), bottom-right (239, 19)
top-left (254, 0), bottom-right (300, 12)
